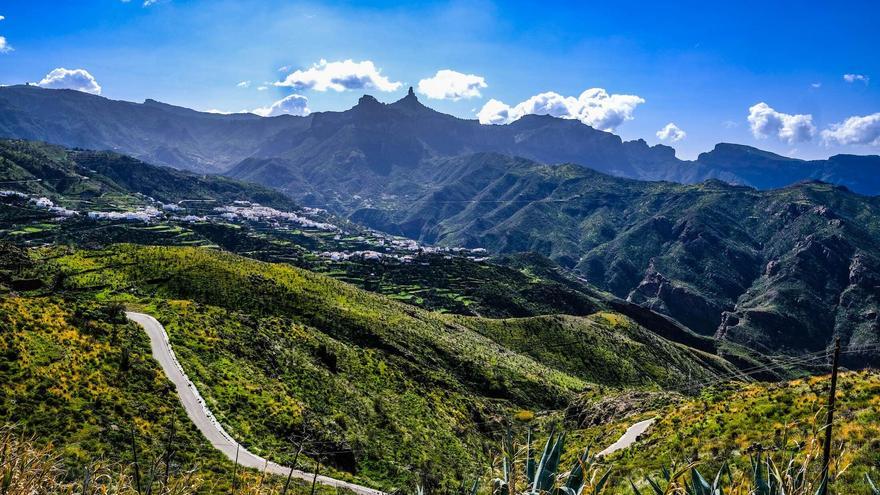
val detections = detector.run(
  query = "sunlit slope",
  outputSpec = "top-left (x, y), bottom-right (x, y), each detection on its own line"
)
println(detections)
top-left (35, 243), bottom-right (740, 487)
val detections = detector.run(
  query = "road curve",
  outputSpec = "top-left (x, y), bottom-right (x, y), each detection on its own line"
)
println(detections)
top-left (126, 312), bottom-right (385, 495)
top-left (597, 418), bottom-right (656, 457)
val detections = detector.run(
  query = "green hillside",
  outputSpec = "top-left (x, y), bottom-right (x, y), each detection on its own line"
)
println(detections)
top-left (564, 370), bottom-right (880, 494)
top-left (0, 293), bottom-right (347, 494)
top-left (0, 139), bottom-right (629, 320)
top-left (0, 242), bottom-right (745, 490)
top-left (0, 139), bottom-right (299, 210)
top-left (348, 153), bottom-right (880, 358)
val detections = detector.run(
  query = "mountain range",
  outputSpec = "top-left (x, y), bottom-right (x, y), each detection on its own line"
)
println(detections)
top-left (2, 84), bottom-right (879, 195)
top-left (344, 152), bottom-right (880, 356)
top-left (2, 86), bottom-right (879, 360)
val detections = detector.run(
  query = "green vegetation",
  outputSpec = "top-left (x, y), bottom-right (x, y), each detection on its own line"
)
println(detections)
top-left (2, 241), bottom-right (878, 493)
top-left (0, 139), bottom-right (641, 321)
top-left (0, 295), bottom-right (346, 494)
top-left (0, 423), bottom-right (348, 495)
top-left (1, 140), bottom-right (877, 493)
top-left (0, 139), bottom-right (298, 210)
top-left (347, 153), bottom-right (880, 358)
top-left (565, 371), bottom-right (880, 493)
top-left (0, 242), bottom-right (743, 490)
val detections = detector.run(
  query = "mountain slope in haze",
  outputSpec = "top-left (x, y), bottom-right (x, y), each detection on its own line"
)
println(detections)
top-left (0, 86), bottom-right (308, 173)
top-left (345, 153), bottom-right (880, 358)
top-left (0, 139), bottom-right (299, 209)
top-left (229, 90), bottom-right (880, 197)
top-left (3, 85), bottom-right (878, 194)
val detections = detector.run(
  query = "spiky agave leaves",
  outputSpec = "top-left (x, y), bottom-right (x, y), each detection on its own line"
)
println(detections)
top-left (867, 473), bottom-right (879, 495)
top-left (526, 427), bottom-right (565, 493)
top-left (493, 428), bottom-right (516, 495)
top-left (628, 462), bottom-right (704, 495)
top-left (687, 463), bottom-right (731, 495)
top-left (560, 445), bottom-right (611, 495)
top-left (522, 428), bottom-right (610, 495)
top-left (751, 452), bottom-right (827, 495)
top-left (526, 428), bottom-right (536, 485)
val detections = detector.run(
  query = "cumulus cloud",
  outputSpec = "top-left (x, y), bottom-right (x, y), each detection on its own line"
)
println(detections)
top-left (275, 59), bottom-right (401, 92)
top-left (0, 16), bottom-right (10, 54)
top-left (477, 88), bottom-right (645, 131)
top-left (237, 80), bottom-right (251, 88)
top-left (821, 113), bottom-right (880, 146)
top-left (747, 102), bottom-right (815, 143)
top-left (417, 69), bottom-right (487, 100)
top-left (37, 68), bottom-right (102, 94)
top-left (252, 94), bottom-right (310, 117)
top-left (656, 122), bottom-right (686, 142)
top-left (843, 73), bottom-right (869, 85)
top-left (476, 99), bottom-right (514, 125)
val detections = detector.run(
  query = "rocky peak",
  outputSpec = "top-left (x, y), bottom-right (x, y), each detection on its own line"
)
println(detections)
top-left (389, 86), bottom-right (432, 115)
top-left (357, 94), bottom-right (381, 106)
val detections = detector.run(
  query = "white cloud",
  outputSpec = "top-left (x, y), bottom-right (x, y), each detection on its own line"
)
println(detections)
top-left (476, 99), bottom-right (514, 125)
top-left (843, 73), bottom-right (869, 85)
top-left (747, 102), bottom-right (816, 144)
top-left (37, 68), bottom-right (102, 95)
top-left (274, 59), bottom-right (401, 92)
top-left (257, 85), bottom-right (268, 91)
top-left (811, 82), bottom-right (822, 88)
top-left (278, 65), bottom-right (291, 73)
top-left (0, 15), bottom-right (9, 54)
top-left (417, 69), bottom-right (487, 100)
top-left (477, 88), bottom-right (645, 131)
top-left (252, 94), bottom-right (310, 117)
top-left (237, 80), bottom-right (251, 88)
top-left (143, 0), bottom-right (159, 6)
top-left (821, 113), bottom-right (880, 146)
top-left (656, 122), bottom-right (686, 142)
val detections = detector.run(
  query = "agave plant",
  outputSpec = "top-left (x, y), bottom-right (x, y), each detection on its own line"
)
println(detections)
top-left (494, 427), bottom-right (610, 495)
top-left (629, 449), bottom-right (868, 495)
top-left (492, 428), bottom-right (517, 495)
top-left (628, 462), bottom-right (709, 495)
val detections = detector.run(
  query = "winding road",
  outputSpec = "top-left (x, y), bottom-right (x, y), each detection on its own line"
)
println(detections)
top-left (597, 418), bottom-right (656, 457)
top-left (125, 312), bottom-right (385, 495)
top-left (127, 310), bottom-right (655, 489)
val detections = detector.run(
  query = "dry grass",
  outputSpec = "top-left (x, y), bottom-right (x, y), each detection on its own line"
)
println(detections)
top-left (0, 425), bottom-right (332, 495)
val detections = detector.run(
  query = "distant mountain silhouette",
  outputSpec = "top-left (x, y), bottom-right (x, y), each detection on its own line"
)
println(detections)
top-left (1, 84), bottom-right (878, 194)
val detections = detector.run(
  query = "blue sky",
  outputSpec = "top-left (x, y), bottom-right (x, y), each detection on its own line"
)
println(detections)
top-left (1, 0), bottom-right (878, 159)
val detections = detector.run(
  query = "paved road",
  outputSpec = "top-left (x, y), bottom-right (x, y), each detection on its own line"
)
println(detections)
top-left (126, 312), bottom-right (385, 495)
top-left (597, 418), bottom-right (656, 457)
